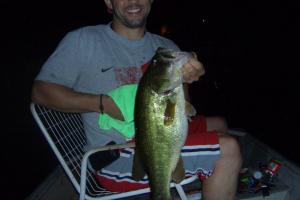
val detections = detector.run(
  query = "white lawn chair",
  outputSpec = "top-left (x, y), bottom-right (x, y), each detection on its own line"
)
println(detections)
top-left (30, 102), bottom-right (199, 200)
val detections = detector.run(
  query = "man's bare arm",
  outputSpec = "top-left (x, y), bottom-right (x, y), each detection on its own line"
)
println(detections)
top-left (31, 80), bottom-right (124, 120)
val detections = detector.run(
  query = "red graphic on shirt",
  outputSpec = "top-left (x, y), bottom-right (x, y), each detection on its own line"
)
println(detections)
top-left (114, 66), bottom-right (141, 85)
top-left (114, 61), bottom-right (151, 85)
top-left (141, 61), bottom-right (150, 74)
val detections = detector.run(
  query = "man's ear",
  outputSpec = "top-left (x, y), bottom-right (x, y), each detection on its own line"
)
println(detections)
top-left (104, 0), bottom-right (113, 10)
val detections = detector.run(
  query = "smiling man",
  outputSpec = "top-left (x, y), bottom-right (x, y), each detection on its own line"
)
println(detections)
top-left (105, 0), bottom-right (152, 29)
top-left (31, 0), bottom-right (241, 199)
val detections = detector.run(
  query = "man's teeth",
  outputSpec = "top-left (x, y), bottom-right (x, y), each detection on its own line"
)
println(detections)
top-left (128, 8), bottom-right (141, 13)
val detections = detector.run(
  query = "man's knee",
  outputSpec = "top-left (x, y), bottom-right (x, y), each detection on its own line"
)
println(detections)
top-left (219, 135), bottom-right (242, 167)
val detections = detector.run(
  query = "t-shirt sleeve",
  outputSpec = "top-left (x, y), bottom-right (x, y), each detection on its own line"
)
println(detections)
top-left (35, 29), bottom-right (88, 88)
top-left (165, 39), bottom-right (180, 51)
top-left (150, 33), bottom-right (181, 52)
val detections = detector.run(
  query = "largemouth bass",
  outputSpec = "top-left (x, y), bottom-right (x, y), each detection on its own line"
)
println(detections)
top-left (133, 47), bottom-right (196, 200)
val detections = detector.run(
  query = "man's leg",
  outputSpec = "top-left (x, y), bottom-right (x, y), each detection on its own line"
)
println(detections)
top-left (202, 134), bottom-right (242, 200)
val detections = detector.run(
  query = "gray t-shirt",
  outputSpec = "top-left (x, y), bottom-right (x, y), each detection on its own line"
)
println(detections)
top-left (36, 23), bottom-right (179, 150)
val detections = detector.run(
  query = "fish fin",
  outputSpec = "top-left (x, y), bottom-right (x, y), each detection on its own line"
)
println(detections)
top-left (172, 156), bottom-right (185, 183)
top-left (164, 99), bottom-right (176, 126)
top-left (185, 101), bottom-right (197, 118)
top-left (132, 149), bottom-right (146, 181)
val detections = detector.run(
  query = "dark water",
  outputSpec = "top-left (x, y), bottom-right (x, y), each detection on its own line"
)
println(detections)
top-left (2, 0), bottom-right (298, 199)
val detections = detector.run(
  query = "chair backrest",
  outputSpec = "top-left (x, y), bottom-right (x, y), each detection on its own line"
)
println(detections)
top-left (30, 102), bottom-right (114, 198)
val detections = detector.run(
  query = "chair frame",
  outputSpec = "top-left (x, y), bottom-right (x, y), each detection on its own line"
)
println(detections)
top-left (30, 102), bottom-right (198, 200)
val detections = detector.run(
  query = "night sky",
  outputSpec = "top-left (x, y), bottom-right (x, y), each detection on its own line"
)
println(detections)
top-left (1, 0), bottom-right (299, 199)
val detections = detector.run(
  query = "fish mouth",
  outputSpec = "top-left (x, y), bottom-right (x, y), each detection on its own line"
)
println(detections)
top-left (157, 48), bottom-right (193, 70)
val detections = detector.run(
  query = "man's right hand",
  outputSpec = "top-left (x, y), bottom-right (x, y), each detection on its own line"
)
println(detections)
top-left (101, 95), bottom-right (124, 121)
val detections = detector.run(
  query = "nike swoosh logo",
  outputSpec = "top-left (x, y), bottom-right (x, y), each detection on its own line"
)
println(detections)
top-left (101, 67), bottom-right (113, 72)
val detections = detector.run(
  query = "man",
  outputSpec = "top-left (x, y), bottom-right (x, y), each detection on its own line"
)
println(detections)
top-left (31, 0), bottom-right (242, 199)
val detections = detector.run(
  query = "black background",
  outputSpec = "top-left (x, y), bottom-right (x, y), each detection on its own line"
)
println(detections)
top-left (1, 0), bottom-right (299, 199)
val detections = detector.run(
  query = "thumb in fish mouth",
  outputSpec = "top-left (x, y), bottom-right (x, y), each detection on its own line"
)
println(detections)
top-left (190, 51), bottom-right (198, 59)
top-left (181, 57), bottom-right (204, 83)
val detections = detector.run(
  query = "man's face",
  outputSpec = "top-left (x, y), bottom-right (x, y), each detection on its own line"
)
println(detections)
top-left (107, 0), bottom-right (153, 28)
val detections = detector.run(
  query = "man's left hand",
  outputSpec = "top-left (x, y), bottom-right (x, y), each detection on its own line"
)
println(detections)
top-left (182, 54), bottom-right (205, 83)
